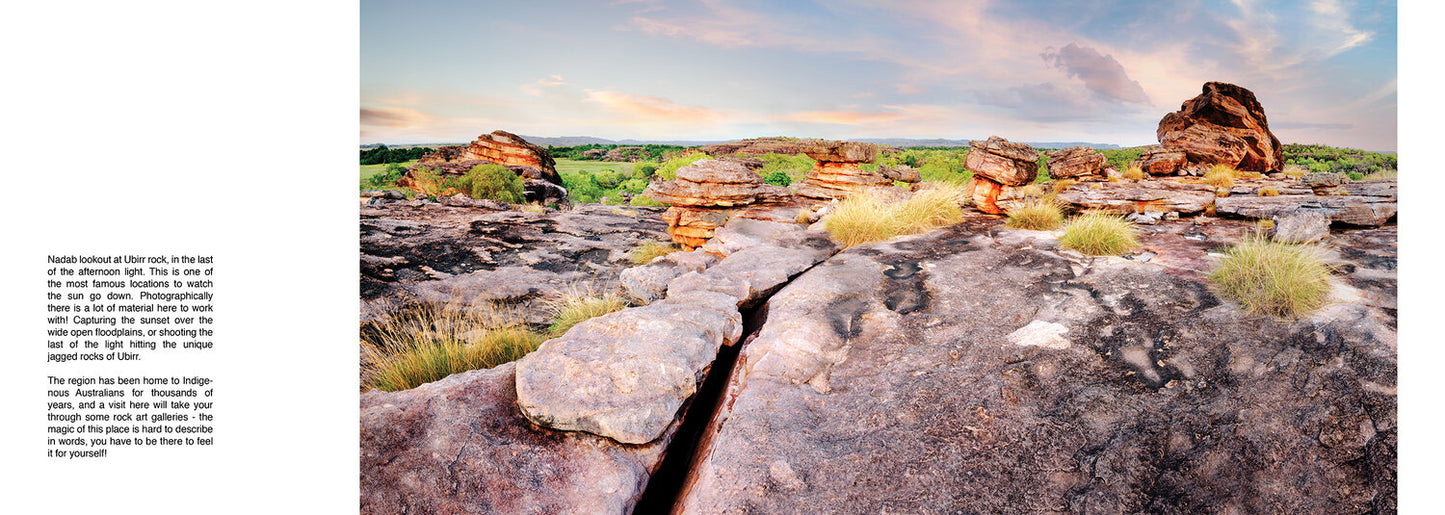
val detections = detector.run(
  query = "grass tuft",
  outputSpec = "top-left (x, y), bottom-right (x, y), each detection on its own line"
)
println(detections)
top-left (546, 290), bottom-right (629, 337)
top-left (360, 301), bottom-right (544, 392)
top-left (631, 241), bottom-right (682, 266)
top-left (1208, 237), bottom-right (1333, 318)
top-left (1006, 199), bottom-right (1064, 231)
top-left (1059, 211), bottom-right (1140, 256)
top-left (1204, 165), bottom-right (1235, 189)
top-left (1282, 164), bottom-right (1308, 178)
top-left (1122, 164), bottom-right (1146, 180)
top-left (824, 184), bottom-right (964, 247)
top-left (1052, 178), bottom-right (1079, 195)
top-left (1360, 169), bottom-right (1397, 181)
top-left (1257, 187), bottom-right (1279, 197)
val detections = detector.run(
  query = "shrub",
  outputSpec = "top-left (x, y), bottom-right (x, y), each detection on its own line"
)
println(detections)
top-left (360, 301), bottom-right (543, 392)
top-left (408, 165), bottom-right (447, 198)
top-left (1122, 164), bottom-right (1145, 180)
top-left (631, 241), bottom-right (682, 265)
top-left (1006, 199), bottom-right (1064, 230)
top-left (1208, 237), bottom-right (1333, 318)
top-left (635, 162), bottom-right (659, 180)
top-left (368, 163), bottom-right (408, 187)
top-left (1347, 171), bottom-right (1364, 181)
top-left (1258, 187), bottom-right (1279, 197)
top-left (456, 164), bottom-right (525, 203)
top-left (764, 171), bottom-right (792, 186)
top-left (1059, 211), bottom-right (1139, 256)
top-left (546, 290), bottom-right (628, 337)
top-left (1204, 165), bottom-right (1235, 189)
top-left (656, 153), bottom-right (708, 181)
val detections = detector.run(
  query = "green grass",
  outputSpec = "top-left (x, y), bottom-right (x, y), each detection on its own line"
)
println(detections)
top-left (1006, 199), bottom-right (1064, 230)
top-left (360, 159), bottom-right (418, 193)
top-left (554, 158), bottom-right (637, 177)
top-left (824, 184), bottom-right (964, 247)
top-left (546, 290), bottom-right (629, 337)
top-left (1209, 237), bottom-right (1333, 318)
top-left (1059, 211), bottom-right (1139, 256)
top-left (360, 301), bottom-right (544, 392)
top-left (631, 241), bottom-right (683, 265)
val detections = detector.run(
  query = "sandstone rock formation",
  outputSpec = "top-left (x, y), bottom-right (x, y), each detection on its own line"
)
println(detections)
top-left (1214, 180), bottom-right (1397, 227)
top-left (643, 158), bottom-right (796, 248)
top-left (963, 136), bottom-right (1039, 214)
top-left (793, 140), bottom-right (903, 199)
top-left (1045, 146), bottom-right (1109, 180)
top-left (676, 223), bottom-right (1395, 514)
top-left (1131, 146), bottom-right (1188, 176)
top-left (1055, 181), bottom-right (1219, 215)
top-left (1157, 82), bottom-right (1283, 173)
top-left (404, 130), bottom-right (567, 203)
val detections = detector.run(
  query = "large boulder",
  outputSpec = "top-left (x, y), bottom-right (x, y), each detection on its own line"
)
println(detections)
top-left (1045, 146), bottom-right (1109, 180)
top-left (360, 362), bottom-right (673, 514)
top-left (677, 225), bottom-right (1395, 513)
top-left (1131, 146), bottom-right (1188, 176)
top-left (966, 136), bottom-right (1040, 186)
top-left (1157, 82), bottom-right (1283, 173)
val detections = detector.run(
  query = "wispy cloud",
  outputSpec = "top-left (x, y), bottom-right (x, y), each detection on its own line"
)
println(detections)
top-left (520, 74), bottom-right (567, 96)
top-left (360, 107), bottom-right (428, 128)
top-left (583, 90), bottom-right (725, 123)
top-left (1309, 0), bottom-right (1374, 56)
top-left (781, 110), bottom-right (906, 125)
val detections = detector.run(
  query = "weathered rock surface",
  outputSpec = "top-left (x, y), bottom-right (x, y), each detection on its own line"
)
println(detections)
top-left (360, 362), bottom-right (674, 514)
top-left (792, 140), bottom-right (891, 200)
top-left (963, 177), bottom-right (1028, 215)
top-left (1272, 210), bottom-right (1331, 243)
top-left (359, 203), bottom-right (669, 328)
top-left (1132, 146), bottom-right (1188, 176)
top-left (966, 136), bottom-right (1040, 186)
top-left (1045, 146), bottom-right (1109, 180)
top-left (619, 250), bottom-right (719, 305)
top-left (678, 223), bottom-right (1395, 514)
top-left (516, 289), bottom-right (745, 444)
top-left (1055, 181), bottom-right (1218, 215)
top-left (1158, 82), bottom-right (1283, 172)
top-left (517, 220), bottom-right (839, 444)
top-left (1214, 180), bottom-right (1397, 227)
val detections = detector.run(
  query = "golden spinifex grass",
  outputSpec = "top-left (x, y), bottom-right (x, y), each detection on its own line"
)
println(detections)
top-left (1058, 211), bottom-right (1140, 256)
top-left (1006, 199), bottom-right (1064, 231)
top-left (1204, 164), bottom-right (1236, 189)
top-left (360, 301), bottom-right (544, 392)
top-left (1208, 237), bottom-right (1334, 318)
top-left (1122, 164), bottom-right (1146, 180)
top-left (545, 289), bottom-right (628, 337)
top-left (824, 184), bottom-right (964, 247)
top-left (1257, 187), bottom-right (1279, 196)
top-left (630, 241), bottom-right (682, 265)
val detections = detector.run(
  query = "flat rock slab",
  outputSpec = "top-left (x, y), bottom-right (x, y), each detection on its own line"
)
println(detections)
top-left (678, 224), bottom-right (1395, 513)
top-left (1056, 180), bottom-right (1217, 214)
top-left (360, 362), bottom-right (672, 514)
top-left (1214, 182), bottom-right (1397, 227)
top-left (516, 290), bottom-right (744, 444)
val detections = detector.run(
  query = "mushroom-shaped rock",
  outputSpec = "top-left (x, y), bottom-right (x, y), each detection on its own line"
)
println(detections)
top-left (645, 158), bottom-right (790, 207)
top-left (793, 140), bottom-right (891, 199)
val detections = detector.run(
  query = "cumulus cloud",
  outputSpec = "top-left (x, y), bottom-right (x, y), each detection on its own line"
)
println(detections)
top-left (1041, 44), bottom-right (1150, 104)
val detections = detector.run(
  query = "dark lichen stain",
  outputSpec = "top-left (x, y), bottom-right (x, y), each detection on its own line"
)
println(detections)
top-left (828, 296), bottom-right (870, 339)
top-left (882, 260), bottom-right (930, 315)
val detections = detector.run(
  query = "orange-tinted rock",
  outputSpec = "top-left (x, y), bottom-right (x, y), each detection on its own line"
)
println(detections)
top-left (404, 130), bottom-right (567, 203)
top-left (794, 162), bottom-right (894, 199)
top-left (966, 136), bottom-right (1039, 186)
top-left (1132, 146), bottom-right (1188, 176)
top-left (646, 159), bottom-right (790, 207)
top-left (1045, 146), bottom-right (1108, 180)
top-left (663, 207), bottom-right (736, 248)
top-left (964, 178), bottom-right (1027, 215)
top-left (1157, 82), bottom-right (1283, 173)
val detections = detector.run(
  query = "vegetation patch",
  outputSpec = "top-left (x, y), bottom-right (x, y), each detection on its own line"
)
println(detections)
top-left (360, 301), bottom-right (543, 392)
top-left (455, 164), bottom-right (525, 203)
top-left (546, 290), bottom-right (629, 337)
top-left (1006, 199), bottom-right (1064, 231)
top-left (1204, 165), bottom-right (1235, 189)
top-left (1122, 164), bottom-right (1145, 180)
top-left (1059, 211), bottom-right (1139, 256)
top-left (1258, 187), bottom-right (1279, 197)
top-left (1209, 237), bottom-right (1333, 318)
top-left (824, 185), bottom-right (964, 247)
top-left (655, 153), bottom-right (709, 181)
top-left (631, 241), bottom-right (682, 265)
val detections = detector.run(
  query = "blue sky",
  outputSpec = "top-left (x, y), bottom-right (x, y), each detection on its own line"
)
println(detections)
top-left (361, 0), bottom-right (1397, 150)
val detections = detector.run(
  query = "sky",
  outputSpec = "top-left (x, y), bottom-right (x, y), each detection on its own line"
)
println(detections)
top-left (360, 0), bottom-right (1398, 150)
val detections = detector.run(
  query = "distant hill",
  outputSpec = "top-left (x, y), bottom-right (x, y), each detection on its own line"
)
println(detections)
top-left (364, 136), bottom-right (1127, 150)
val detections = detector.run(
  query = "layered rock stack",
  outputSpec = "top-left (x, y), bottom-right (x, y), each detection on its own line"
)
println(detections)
top-left (1045, 146), bottom-right (1110, 180)
top-left (644, 158), bottom-right (792, 248)
top-left (1131, 145), bottom-right (1189, 176)
top-left (403, 130), bottom-right (568, 202)
top-left (964, 136), bottom-right (1039, 214)
top-left (1154, 81), bottom-right (1283, 173)
top-left (793, 140), bottom-right (913, 199)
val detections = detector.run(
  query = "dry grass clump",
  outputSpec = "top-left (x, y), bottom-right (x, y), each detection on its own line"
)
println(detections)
top-left (1006, 199), bottom-right (1064, 231)
top-left (1282, 164), bottom-right (1308, 178)
top-left (824, 185), bottom-right (964, 247)
top-left (1059, 211), bottom-right (1140, 256)
top-left (1204, 165), bottom-right (1236, 189)
top-left (1216, 188), bottom-right (1231, 198)
top-left (1208, 237), bottom-right (1333, 318)
top-left (1052, 178), bottom-right (1079, 195)
top-left (1257, 187), bottom-right (1280, 197)
top-left (360, 301), bottom-right (544, 392)
top-left (546, 289), bottom-right (629, 337)
top-left (1361, 170), bottom-right (1397, 181)
top-left (1122, 164), bottom-right (1146, 180)
top-left (630, 241), bottom-right (682, 265)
